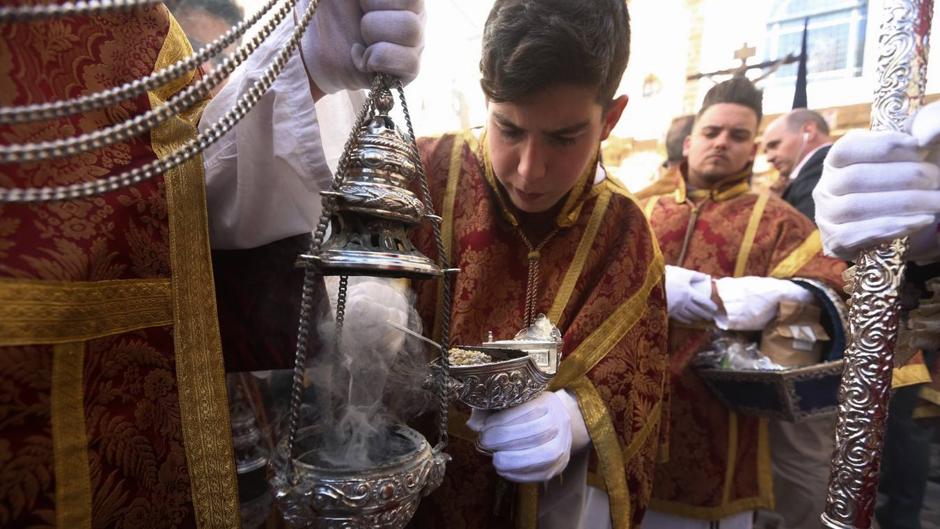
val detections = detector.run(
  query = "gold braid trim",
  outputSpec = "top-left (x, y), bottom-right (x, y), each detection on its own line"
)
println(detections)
top-left (151, 11), bottom-right (239, 528)
top-left (649, 415), bottom-right (774, 519)
top-left (548, 188), bottom-right (612, 325)
top-left (516, 377), bottom-right (634, 529)
top-left (516, 486), bottom-right (540, 529)
top-left (572, 377), bottom-right (632, 528)
top-left (769, 230), bottom-right (823, 279)
top-left (550, 252), bottom-right (664, 391)
top-left (0, 278), bottom-right (172, 346)
top-left (642, 196), bottom-right (659, 219)
top-left (585, 400), bottom-right (664, 495)
top-left (734, 193), bottom-right (769, 278)
top-left (52, 342), bottom-right (93, 529)
top-left (721, 411), bottom-right (739, 504)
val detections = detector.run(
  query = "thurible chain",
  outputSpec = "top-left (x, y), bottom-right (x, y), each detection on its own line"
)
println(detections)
top-left (0, 0), bottom-right (282, 125)
top-left (0, 0), bottom-right (319, 204)
top-left (0, 0), bottom-right (301, 163)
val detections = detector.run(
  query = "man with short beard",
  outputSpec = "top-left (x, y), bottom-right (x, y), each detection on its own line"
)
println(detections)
top-left (639, 77), bottom-right (846, 529)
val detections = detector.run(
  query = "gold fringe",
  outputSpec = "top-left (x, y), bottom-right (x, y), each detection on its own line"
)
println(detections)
top-left (0, 278), bottom-right (172, 346)
top-left (770, 231), bottom-right (823, 279)
top-left (151, 11), bottom-right (240, 528)
top-left (734, 194), bottom-right (769, 277)
top-left (52, 342), bottom-right (93, 529)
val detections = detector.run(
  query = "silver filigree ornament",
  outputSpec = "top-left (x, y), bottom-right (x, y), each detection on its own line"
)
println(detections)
top-left (822, 0), bottom-right (932, 527)
top-left (271, 425), bottom-right (449, 529)
top-left (281, 77), bottom-right (455, 529)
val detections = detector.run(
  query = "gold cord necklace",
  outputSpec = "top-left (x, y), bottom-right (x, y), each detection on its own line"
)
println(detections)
top-left (515, 225), bottom-right (561, 327)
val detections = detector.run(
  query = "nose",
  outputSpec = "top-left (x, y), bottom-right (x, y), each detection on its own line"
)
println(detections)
top-left (517, 138), bottom-right (546, 187)
top-left (713, 131), bottom-right (731, 150)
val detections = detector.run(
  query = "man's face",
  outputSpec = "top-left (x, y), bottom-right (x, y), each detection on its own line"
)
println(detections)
top-left (763, 118), bottom-right (805, 178)
top-left (684, 103), bottom-right (759, 189)
top-left (487, 84), bottom-right (626, 213)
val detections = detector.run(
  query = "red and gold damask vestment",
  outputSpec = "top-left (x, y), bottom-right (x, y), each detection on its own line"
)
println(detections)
top-left (640, 173), bottom-right (846, 519)
top-left (408, 131), bottom-right (670, 529)
top-left (0, 5), bottom-right (238, 528)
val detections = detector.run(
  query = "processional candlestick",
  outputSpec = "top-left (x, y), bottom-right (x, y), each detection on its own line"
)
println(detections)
top-left (821, 1), bottom-right (933, 528)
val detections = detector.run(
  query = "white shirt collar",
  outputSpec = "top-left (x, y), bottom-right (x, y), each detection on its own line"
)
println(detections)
top-left (789, 143), bottom-right (832, 181)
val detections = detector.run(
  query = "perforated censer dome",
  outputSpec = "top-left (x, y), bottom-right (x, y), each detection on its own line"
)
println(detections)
top-left (302, 91), bottom-right (442, 279)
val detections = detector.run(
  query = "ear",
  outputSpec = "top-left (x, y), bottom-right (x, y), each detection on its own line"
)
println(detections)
top-left (600, 95), bottom-right (629, 141)
top-left (803, 122), bottom-right (816, 140)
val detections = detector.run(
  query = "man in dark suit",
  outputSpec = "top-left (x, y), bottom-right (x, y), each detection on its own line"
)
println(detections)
top-left (764, 109), bottom-right (833, 223)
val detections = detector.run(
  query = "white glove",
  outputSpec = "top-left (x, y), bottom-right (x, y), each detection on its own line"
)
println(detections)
top-left (342, 278), bottom-right (410, 352)
top-left (665, 265), bottom-right (718, 324)
top-left (714, 276), bottom-right (814, 331)
top-left (813, 102), bottom-right (940, 262)
top-left (299, 0), bottom-right (426, 94)
top-left (467, 390), bottom-right (590, 483)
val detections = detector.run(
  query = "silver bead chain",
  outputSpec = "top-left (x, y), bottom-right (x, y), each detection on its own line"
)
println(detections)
top-left (0, 0), bottom-right (282, 125)
top-left (393, 79), bottom-right (453, 449)
top-left (0, 0), bottom-right (161, 23)
top-left (0, 0), bottom-right (320, 204)
top-left (0, 0), bottom-right (299, 164)
top-left (284, 76), bottom-right (384, 472)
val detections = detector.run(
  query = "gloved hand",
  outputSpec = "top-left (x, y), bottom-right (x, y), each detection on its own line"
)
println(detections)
top-left (299, 0), bottom-right (426, 94)
top-left (467, 390), bottom-right (590, 483)
top-left (813, 101), bottom-right (940, 262)
top-left (342, 278), bottom-right (410, 352)
top-left (665, 265), bottom-right (718, 324)
top-left (714, 276), bottom-right (814, 331)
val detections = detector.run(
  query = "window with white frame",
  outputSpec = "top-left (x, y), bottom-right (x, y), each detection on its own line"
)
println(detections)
top-left (764, 0), bottom-right (868, 82)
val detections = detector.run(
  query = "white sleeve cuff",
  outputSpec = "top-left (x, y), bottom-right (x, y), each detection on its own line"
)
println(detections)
top-left (556, 389), bottom-right (591, 453)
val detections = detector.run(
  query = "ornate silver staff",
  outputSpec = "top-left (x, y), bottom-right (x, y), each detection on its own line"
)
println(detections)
top-left (822, 1), bottom-right (933, 528)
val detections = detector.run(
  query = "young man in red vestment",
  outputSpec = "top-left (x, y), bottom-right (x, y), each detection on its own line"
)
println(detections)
top-left (407, 2), bottom-right (669, 528)
top-left (144, 0), bottom-right (668, 527)
top-left (639, 77), bottom-right (847, 529)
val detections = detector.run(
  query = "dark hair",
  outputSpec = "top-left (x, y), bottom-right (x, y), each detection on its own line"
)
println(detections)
top-left (665, 114), bottom-right (694, 162)
top-left (480, 0), bottom-right (631, 104)
top-left (697, 77), bottom-right (764, 125)
top-left (786, 108), bottom-right (830, 135)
